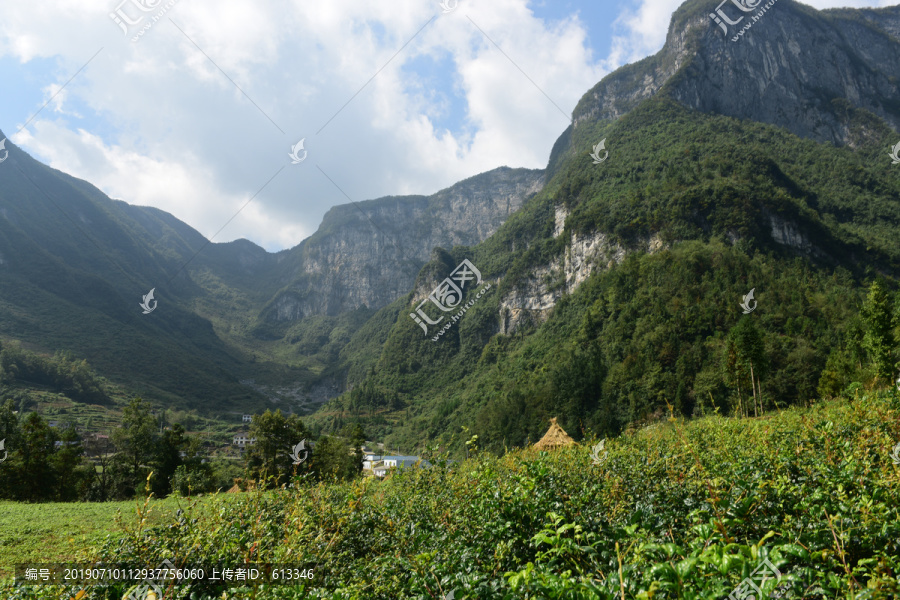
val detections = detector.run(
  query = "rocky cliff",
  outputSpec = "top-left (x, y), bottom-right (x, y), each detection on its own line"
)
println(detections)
top-left (571, 0), bottom-right (900, 146)
top-left (261, 167), bottom-right (544, 321)
top-left (497, 0), bottom-right (900, 335)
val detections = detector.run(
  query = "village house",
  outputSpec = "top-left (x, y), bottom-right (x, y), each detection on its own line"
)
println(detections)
top-left (367, 455), bottom-right (431, 478)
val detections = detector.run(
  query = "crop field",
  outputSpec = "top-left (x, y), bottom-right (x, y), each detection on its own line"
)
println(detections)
top-left (2, 389), bottom-right (899, 599)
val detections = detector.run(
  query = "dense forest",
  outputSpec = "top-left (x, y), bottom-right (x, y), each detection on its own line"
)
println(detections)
top-left (312, 98), bottom-right (900, 454)
top-left (0, 340), bottom-right (109, 406)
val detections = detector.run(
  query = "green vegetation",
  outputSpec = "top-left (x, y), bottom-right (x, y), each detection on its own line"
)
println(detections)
top-left (0, 394), bottom-right (364, 503)
top-left (0, 340), bottom-right (109, 405)
top-left (0, 397), bottom-right (217, 502)
top-left (317, 97), bottom-right (900, 455)
top-left (3, 387), bottom-right (898, 598)
top-left (0, 497), bottom-right (188, 581)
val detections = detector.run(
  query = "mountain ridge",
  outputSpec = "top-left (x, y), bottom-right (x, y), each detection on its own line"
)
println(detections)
top-left (0, 129), bottom-right (543, 411)
top-left (312, 0), bottom-right (900, 451)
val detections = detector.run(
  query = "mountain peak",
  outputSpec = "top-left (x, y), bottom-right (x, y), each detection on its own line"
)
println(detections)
top-left (573, 0), bottom-right (900, 145)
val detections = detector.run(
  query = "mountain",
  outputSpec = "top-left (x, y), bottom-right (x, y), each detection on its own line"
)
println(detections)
top-left (259, 167), bottom-right (544, 322)
top-left (312, 0), bottom-right (900, 452)
top-left (0, 130), bottom-right (542, 412)
top-left (570, 0), bottom-right (900, 146)
top-left (2, 0), bottom-right (899, 443)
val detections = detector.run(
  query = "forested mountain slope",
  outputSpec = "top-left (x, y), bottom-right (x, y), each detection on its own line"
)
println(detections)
top-left (315, 1), bottom-right (900, 452)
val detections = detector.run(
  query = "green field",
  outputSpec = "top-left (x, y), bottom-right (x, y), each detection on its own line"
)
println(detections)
top-left (0, 496), bottom-right (205, 582)
top-left (1, 387), bottom-right (898, 598)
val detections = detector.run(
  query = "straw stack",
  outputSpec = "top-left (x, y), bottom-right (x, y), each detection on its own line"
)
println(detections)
top-left (533, 417), bottom-right (575, 450)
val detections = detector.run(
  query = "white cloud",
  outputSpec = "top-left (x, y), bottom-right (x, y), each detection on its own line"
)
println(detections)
top-left (0, 0), bottom-right (608, 251)
top-left (2, 0), bottom-right (891, 252)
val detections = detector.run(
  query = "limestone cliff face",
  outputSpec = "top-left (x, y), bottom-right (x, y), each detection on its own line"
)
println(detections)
top-left (262, 167), bottom-right (544, 321)
top-left (498, 206), bottom-right (666, 335)
top-left (572, 1), bottom-right (900, 146)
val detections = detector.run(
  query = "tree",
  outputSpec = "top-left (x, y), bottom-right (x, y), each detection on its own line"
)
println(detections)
top-left (83, 434), bottom-right (115, 501)
top-left (310, 435), bottom-right (359, 482)
top-left (246, 410), bottom-right (310, 487)
top-left (170, 462), bottom-right (214, 496)
top-left (339, 423), bottom-right (366, 477)
top-left (16, 413), bottom-right (57, 501)
top-left (0, 400), bottom-right (19, 498)
top-left (725, 317), bottom-right (767, 417)
top-left (152, 423), bottom-right (189, 497)
top-left (51, 426), bottom-right (88, 501)
top-left (862, 280), bottom-right (896, 383)
top-left (111, 398), bottom-right (157, 498)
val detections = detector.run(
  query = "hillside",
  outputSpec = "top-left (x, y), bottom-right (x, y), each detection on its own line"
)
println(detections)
top-left (1, 0), bottom-right (899, 435)
top-left (0, 125), bottom-right (541, 412)
top-left (3, 388), bottom-right (898, 598)
top-left (313, 1), bottom-right (900, 452)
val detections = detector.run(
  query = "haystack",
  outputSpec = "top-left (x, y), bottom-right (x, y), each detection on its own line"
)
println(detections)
top-left (533, 417), bottom-right (575, 450)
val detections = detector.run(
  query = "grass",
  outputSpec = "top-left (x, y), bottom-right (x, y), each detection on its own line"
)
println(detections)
top-left (0, 495), bottom-right (212, 583)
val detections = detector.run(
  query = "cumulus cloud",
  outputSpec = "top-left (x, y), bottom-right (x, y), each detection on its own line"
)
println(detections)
top-left (0, 0), bottom-right (892, 251)
top-left (0, 0), bottom-right (608, 251)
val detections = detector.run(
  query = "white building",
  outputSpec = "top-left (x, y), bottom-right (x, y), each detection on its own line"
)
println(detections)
top-left (232, 436), bottom-right (257, 446)
top-left (367, 455), bottom-right (431, 478)
top-left (242, 414), bottom-right (252, 423)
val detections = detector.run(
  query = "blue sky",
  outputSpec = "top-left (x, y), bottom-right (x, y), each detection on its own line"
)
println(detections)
top-left (0, 0), bottom-right (894, 251)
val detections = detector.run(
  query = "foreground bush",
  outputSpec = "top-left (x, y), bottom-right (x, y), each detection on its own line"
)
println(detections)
top-left (4, 388), bottom-right (900, 599)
